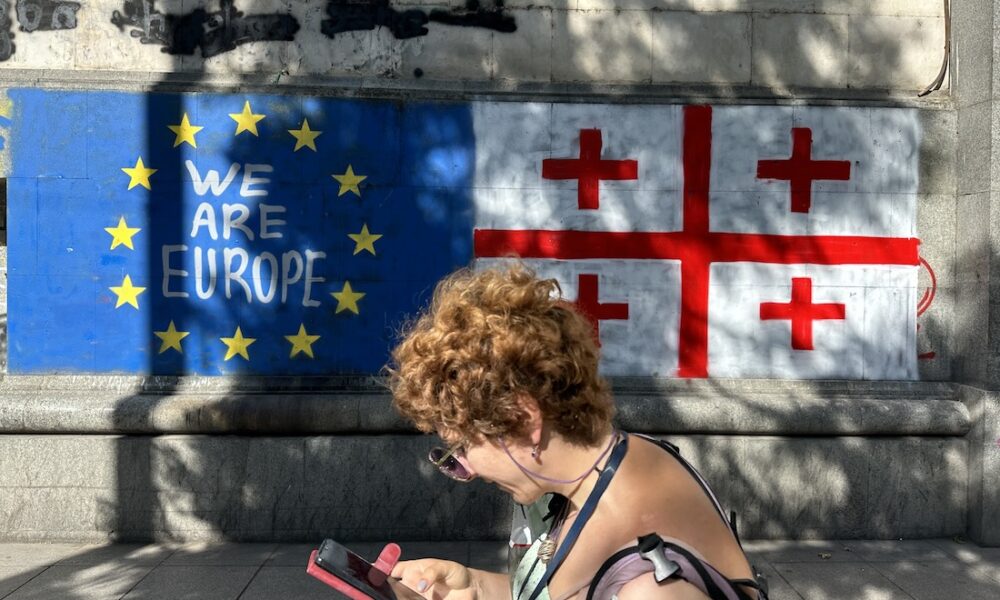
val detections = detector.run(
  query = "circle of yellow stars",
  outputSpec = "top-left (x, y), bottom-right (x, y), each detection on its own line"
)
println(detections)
top-left (108, 100), bottom-right (389, 363)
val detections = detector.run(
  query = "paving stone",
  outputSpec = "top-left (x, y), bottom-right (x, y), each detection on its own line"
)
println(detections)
top-left (0, 567), bottom-right (45, 598)
top-left (239, 565), bottom-right (341, 600)
top-left (161, 542), bottom-right (277, 566)
top-left (742, 540), bottom-right (859, 563)
top-left (751, 560), bottom-right (804, 600)
top-left (3, 563), bottom-right (154, 600)
top-left (839, 540), bottom-right (953, 562)
top-left (120, 565), bottom-right (259, 600)
top-left (0, 543), bottom-right (89, 568)
top-left (772, 562), bottom-right (912, 599)
top-left (872, 559), bottom-right (1000, 600)
top-left (267, 543), bottom-right (322, 567)
top-left (467, 541), bottom-right (508, 572)
top-left (55, 543), bottom-right (175, 566)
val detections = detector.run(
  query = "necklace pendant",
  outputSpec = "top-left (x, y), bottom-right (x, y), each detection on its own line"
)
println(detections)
top-left (538, 536), bottom-right (556, 564)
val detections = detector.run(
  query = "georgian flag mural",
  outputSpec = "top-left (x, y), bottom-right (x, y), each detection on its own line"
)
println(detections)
top-left (2, 91), bottom-right (920, 378)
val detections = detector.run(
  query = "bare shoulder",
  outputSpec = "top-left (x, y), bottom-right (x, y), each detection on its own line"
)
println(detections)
top-left (616, 572), bottom-right (710, 600)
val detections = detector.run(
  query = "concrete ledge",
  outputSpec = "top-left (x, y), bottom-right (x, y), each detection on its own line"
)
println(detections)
top-left (0, 68), bottom-right (954, 108)
top-left (0, 377), bottom-right (970, 436)
top-left (0, 433), bottom-right (965, 542)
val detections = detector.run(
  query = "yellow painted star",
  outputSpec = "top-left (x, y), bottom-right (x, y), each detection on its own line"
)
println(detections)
top-left (154, 320), bottom-right (190, 354)
top-left (121, 157), bottom-right (157, 191)
top-left (331, 281), bottom-right (365, 315)
top-left (168, 113), bottom-right (203, 148)
top-left (288, 118), bottom-right (322, 152)
top-left (104, 216), bottom-right (141, 250)
top-left (285, 324), bottom-right (321, 358)
top-left (220, 326), bottom-right (256, 361)
top-left (109, 275), bottom-right (146, 310)
top-left (229, 101), bottom-right (266, 137)
top-left (332, 165), bottom-right (367, 197)
top-left (348, 223), bottom-right (383, 256)
top-left (0, 97), bottom-right (12, 119)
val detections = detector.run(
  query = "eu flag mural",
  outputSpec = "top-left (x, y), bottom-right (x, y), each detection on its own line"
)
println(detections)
top-left (5, 91), bottom-right (925, 379)
top-left (6, 90), bottom-right (475, 374)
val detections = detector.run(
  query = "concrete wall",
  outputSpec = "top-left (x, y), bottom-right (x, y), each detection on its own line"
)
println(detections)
top-left (0, 0), bottom-right (945, 92)
top-left (0, 377), bottom-right (970, 542)
top-left (0, 0), bottom-right (987, 546)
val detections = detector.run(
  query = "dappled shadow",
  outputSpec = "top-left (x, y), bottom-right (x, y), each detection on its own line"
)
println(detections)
top-left (0, 5), bottom-right (985, 600)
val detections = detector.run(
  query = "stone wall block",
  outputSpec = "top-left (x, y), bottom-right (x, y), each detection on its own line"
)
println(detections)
top-left (918, 109), bottom-right (956, 197)
top-left (399, 23), bottom-right (494, 81)
top-left (864, 437), bottom-right (967, 538)
top-left (552, 10), bottom-right (652, 83)
top-left (847, 16), bottom-right (945, 90)
top-left (953, 282), bottom-right (990, 384)
top-left (73, 3), bottom-right (175, 72)
top-left (669, 435), bottom-right (964, 539)
top-left (494, 9), bottom-right (552, 82)
top-left (0, 488), bottom-right (101, 541)
top-left (650, 11), bottom-right (751, 84)
top-left (918, 193), bottom-right (956, 288)
top-left (952, 0), bottom-right (994, 107)
top-left (958, 102), bottom-right (992, 196)
top-left (960, 387), bottom-right (1000, 545)
top-left (295, 28), bottom-right (402, 78)
top-left (569, 1), bottom-right (941, 15)
top-left (149, 436), bottom-right (251, 493)
top-left (955, 192), bottom-right (990, 284)
top-left (916, 285), bottom-right (953, 381)
top-left (751, 13), bottom-right (849, 89)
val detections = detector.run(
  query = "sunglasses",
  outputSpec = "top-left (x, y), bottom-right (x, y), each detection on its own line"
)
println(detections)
top-left (428, 440), bottom-right (473, 482)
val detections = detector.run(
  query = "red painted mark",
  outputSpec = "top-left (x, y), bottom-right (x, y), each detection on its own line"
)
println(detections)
top-left (542, 129), bottom-right (639, 210)
top-left (917, 256), bottom-right (938, 360)
top-left (475, 106), bottom-right (920, 378)
top-left (917, 256), bottom-right (937, 317)
top-left (759, 278), bottom-right (846, 350)
top-left (573, 274), bottom-right (629, 346)
top-left (757, 127), bottom-right (852, 213)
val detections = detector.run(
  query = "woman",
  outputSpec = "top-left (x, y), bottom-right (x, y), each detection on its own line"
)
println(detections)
top-left (387, 264), bottom-right (766, 600)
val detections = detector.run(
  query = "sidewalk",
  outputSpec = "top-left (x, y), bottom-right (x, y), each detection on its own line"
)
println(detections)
top-left (0, 538), bottom-right (998, 599)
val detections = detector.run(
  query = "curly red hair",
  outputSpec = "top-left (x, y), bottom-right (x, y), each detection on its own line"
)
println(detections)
top-left (387, 263), bottom-right (615, 446)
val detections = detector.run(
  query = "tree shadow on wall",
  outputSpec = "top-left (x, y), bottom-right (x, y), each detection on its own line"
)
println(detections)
top-left (0, 0), bottom-right (977, 597)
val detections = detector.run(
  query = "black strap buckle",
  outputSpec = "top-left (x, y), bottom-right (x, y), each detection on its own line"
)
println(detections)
top-left (637, 534), bottom-right (680, 583)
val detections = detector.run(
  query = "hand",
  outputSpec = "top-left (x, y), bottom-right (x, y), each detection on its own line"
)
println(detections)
top-left (390, 558), bottom-right (478, 600)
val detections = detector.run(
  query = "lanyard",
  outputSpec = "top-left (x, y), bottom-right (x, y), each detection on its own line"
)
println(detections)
top-left (528, 432), bottom-right (629, 600)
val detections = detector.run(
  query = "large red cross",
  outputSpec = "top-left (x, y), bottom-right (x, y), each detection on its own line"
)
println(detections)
top-left (756, 127), bottom-right (852, 213)
top-left (474, 106), bottom-right (919, 378)
top-left (542, 129), bottom-right (639, 210)
top-left (574, 274), bottom-right (629, 345)
top-left (759, 277), bottom-right (846, 350)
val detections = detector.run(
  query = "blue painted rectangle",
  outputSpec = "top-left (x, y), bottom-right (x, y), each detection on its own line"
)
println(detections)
top-left (7, 89), bottom-right (474, 375)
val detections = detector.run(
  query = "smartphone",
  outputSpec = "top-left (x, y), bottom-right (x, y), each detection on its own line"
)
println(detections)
top-left (307, 539), bottom-right (422, 600)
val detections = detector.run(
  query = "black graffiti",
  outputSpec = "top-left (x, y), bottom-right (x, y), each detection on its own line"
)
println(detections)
top-left (16, 0), bottom-right (79, 33)
top-left (428, 0), bottom-right (516, 33)
top-left (0, 1), bottom-right (15, 61)
top-left (322, 0), bottom-right (428, 39)
top-left (321, 0), bottom-right (515, 40)
top-left (111, 0), bottom-right (300, 58)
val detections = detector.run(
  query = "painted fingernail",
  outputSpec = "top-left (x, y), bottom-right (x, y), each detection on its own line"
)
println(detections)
top-left (417, 580), bottom-right (428, 592)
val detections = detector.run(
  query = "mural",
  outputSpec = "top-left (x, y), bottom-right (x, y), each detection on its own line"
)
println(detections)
top-left (4, 91), bottom-right (921, 378)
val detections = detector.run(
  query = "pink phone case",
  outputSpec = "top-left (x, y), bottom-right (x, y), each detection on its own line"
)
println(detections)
top-left (307, 550), bottom-right (371, 600)
top-left (306, 543), bottom-right (403, 600)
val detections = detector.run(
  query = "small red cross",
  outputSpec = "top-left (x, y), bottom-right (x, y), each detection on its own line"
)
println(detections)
top-left (759, 278), bottom-right (846, 350)
top-left (542, 129), bottom-right (639, 210)
top-left (573, 274), bottom-right (628, 345)
top-left (757, 127), bottom-right (851, 213)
